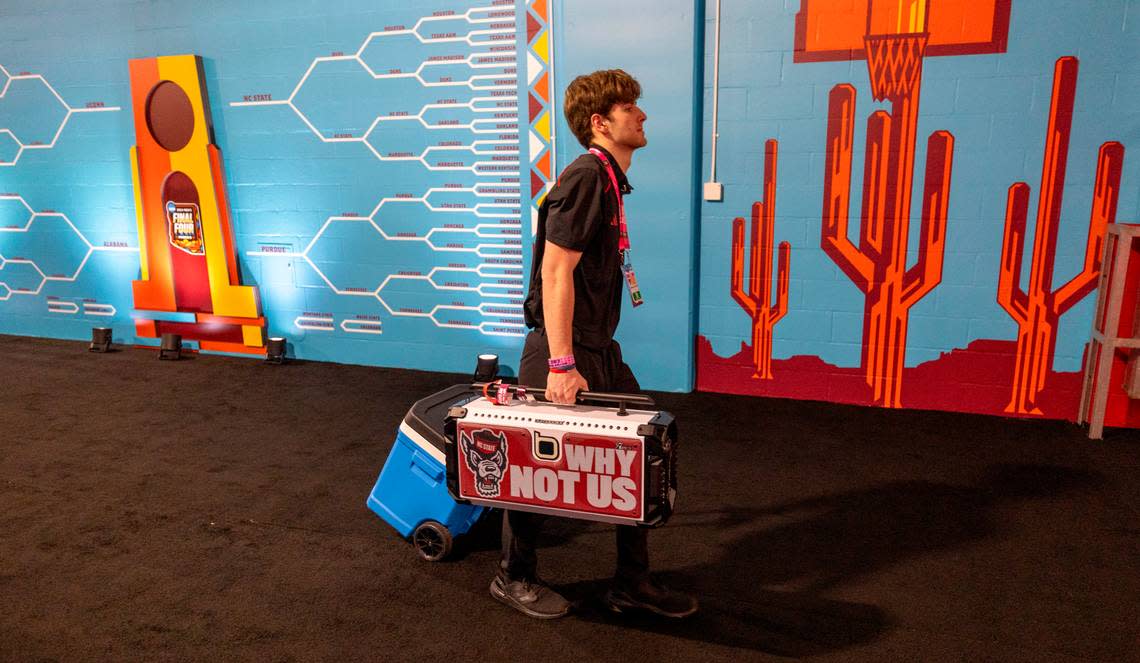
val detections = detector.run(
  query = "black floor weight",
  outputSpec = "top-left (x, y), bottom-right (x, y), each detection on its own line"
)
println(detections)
top-left (412, 520), bottom-right (452, 561)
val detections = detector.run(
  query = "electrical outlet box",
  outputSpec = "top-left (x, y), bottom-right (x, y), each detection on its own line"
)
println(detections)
top-left (703, 181), bottom-right (723, 201)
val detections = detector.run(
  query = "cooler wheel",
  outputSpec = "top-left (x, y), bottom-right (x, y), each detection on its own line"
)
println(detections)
top-left (412, 520), bottom-right (452, 562)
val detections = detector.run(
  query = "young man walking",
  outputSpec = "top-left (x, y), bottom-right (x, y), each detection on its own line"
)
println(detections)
top-left (489, 69), bottom-right (698, 620)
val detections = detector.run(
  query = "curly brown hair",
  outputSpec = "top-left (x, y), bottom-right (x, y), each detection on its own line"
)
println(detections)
top-left (563, 69), bottom-right (641, 148)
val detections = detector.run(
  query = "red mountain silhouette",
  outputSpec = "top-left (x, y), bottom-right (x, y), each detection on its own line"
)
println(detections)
top-left (696, 336), bottom-right (1088, 421)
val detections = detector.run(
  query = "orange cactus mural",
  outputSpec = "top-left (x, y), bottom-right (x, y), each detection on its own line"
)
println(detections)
top-left (997, 57), bottom-right (1125, 415)
top-left (731, 140), bottom-right (790, 380)
top-left (821, 86), bottom-right (953, 409)
top-left (795, 0), bottom-right (1012, 407)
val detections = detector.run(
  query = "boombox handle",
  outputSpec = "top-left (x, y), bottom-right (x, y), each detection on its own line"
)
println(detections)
top-left (471, 382), bottom-right (655, 416)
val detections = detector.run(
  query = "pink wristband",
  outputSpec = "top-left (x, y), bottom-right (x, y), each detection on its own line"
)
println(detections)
top-left (548, 354), bottom-right (576, 370)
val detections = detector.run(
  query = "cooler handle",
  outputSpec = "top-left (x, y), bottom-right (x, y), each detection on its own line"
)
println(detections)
top-left (472, 382), bottom-right (655, 415)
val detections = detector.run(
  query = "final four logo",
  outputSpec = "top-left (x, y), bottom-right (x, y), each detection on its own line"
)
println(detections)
top-left (460, 428), bottom-right (508, 498)
top-left (166, 201), bottom-right (204, 255)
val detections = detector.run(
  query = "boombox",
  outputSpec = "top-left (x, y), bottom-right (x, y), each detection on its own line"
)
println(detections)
top-left (444, 385), bottom-right (678, 527)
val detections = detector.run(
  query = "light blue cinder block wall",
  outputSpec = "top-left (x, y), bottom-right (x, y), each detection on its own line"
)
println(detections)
top-left (0, 0), bottom-right (702, 393)
top-left (698, 0), bottom-right (1140, 373)
top-left (6, 0), bottom-right (1135, 400)
top-left (552, 0), bottom-right (702, 392)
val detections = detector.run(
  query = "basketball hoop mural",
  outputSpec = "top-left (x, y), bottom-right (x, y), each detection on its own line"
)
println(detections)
top-left (796, 0), bottom-right (1010, 408)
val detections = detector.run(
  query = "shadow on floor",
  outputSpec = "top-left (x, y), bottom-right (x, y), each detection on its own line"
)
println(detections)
top-left (548, 463), bottom-right (1102, 656)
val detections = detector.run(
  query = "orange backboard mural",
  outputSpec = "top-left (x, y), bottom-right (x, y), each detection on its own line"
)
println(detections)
top-left (794, 0), bottom-right (1012, 62)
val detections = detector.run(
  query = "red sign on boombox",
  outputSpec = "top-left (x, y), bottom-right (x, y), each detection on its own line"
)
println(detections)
top-left (445, 391), bottom-right (678, 527)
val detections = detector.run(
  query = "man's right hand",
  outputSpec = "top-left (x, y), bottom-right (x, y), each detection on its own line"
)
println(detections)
top-left (546, 369), bottom-right (588, 404)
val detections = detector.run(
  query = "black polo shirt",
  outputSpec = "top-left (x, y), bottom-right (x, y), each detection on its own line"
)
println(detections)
top-left (523, 144), bottom-right (631, 351)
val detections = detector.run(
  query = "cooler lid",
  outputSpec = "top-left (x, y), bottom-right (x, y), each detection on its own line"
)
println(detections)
top-left (403, 384), bottom-right (479, 454)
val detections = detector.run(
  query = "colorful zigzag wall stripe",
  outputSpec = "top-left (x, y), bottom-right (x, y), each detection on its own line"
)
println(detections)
top-left (526, 0), bottom-right (554, 236)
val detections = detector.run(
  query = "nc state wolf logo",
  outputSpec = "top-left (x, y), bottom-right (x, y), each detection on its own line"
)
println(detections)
top-left (461, 428), bottom-right (508, 498)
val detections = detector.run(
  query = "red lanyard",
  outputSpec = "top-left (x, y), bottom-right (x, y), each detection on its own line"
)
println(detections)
top-left (588, 148), bottom-right (631, 253)
top-left (588, 148), bottom-right (643, 307)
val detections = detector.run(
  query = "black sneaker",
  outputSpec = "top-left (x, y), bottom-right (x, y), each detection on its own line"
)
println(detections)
top-left (490, 574), bottom-right (571, 619)
top-left (605, 578), bottom-right (698, 618)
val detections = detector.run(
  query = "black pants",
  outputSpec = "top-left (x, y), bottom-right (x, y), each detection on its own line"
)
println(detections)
top-left (500, 328), bottom-right (650, 586)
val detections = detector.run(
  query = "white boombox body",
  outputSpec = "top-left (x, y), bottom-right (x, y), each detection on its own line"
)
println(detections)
top-left (445, 390), bottom-right (678, 527)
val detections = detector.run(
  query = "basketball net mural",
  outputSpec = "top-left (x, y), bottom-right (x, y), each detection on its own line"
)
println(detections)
top-left (128, 55), bottom-right (267, 354)
top-left (703, 0), bottom-right (1132, 420)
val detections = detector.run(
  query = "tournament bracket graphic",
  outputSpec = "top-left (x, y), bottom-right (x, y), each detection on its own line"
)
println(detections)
top-left (231, 1), bottom-right (553, 343)
top-left (128, 54), bottom-right (266, 354)
top-left (0, 64), bottom-right (131, 323)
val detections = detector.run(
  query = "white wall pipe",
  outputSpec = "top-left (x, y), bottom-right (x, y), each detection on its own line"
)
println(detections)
top-left (704, 0), bottom-right (724, 201)
top-left (710, 0), bottom-right (721, 181)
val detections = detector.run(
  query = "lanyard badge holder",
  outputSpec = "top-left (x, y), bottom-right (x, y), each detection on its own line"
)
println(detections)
top-left (622, 250), bottom-right (643, 307)
top-left (589, 148), bottom-right (644, 308)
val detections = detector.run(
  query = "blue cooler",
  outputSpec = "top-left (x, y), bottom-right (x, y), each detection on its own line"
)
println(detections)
top-left (367, 384), bottom-right (485, 561)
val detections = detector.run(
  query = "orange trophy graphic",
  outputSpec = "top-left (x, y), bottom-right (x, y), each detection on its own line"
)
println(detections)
top-left (795, 0), bottom-right (1010, 407)
top-left (128, 55), bottom-right (266, 354)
